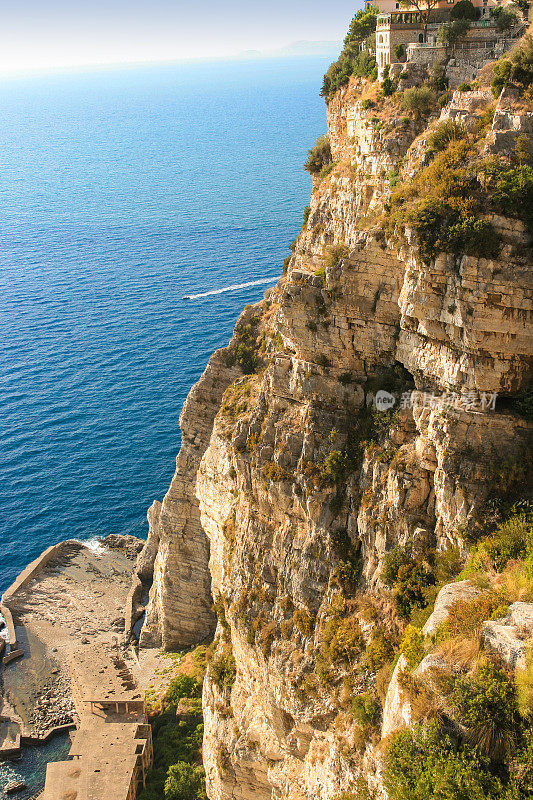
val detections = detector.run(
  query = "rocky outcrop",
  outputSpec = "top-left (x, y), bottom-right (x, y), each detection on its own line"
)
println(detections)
top-left (483, 602), bottom-right (533, 669)
top-left (139, 349), bottom-right (241, 650)
top-left (423, 580), bottom-right (481, 636)
top-left (381, 655), bottom-right (410, 738)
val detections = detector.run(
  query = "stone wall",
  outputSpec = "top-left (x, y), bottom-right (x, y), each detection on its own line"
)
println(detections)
top-left (1, 542), bottom-right (65, 648)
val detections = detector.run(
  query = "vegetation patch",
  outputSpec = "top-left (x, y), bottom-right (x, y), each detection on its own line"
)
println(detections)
top-left (401, 85), bottom-right (436, 118)
top-left (361, 627), bottom-right (396, 673)
top-left (428, 119), bottom-right (466, 153)
top-left (451, 661), bottom-right (519, 761)
top-left (304, 134), bottom-right (332, 176)
top-left (139, 652), bottom-right (206, 800)
top-left (385, 139), bottom-right (502, 261)
top-left (210, 645), bottom-right (236, 693)
top-left (399, 624), bottom-right (425, 670)
top-left (383, 544), bottom-right (436, 619)
top-left (330, 528), bottom-right (363, 593)
top-left (384, 722), bottom-right (514, 800)
top-left (491, 34), bottom-right (533, 99)
top-left (324, 243), bottom-right (348, 270)
top-left (318, 614), bottom-right (365, 674)
top-left (465, 511), bottom-right (533, 574)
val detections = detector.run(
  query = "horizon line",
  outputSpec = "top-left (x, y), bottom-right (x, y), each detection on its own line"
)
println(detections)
top-left (0, 42), bottom-right (342, 81)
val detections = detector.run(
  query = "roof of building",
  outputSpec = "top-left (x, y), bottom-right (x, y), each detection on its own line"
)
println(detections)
top-left (41, 723), bottom-right (151, 800)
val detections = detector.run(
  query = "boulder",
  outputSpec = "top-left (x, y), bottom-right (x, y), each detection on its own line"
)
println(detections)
top-left (423, 581), bottom-right (482, 636)
top-left (381, 655), bottom-right (411, 738)
top-left (483, 602), bottom-right (533, 669)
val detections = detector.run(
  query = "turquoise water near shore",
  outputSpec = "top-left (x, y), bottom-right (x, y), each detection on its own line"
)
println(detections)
top-left (0, 732), bottom-right (70, 799)
top-left (0, 56), bottom-right (329, 592)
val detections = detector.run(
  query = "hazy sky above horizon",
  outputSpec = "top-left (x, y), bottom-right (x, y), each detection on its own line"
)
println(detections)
top-left (0, 1), bottom-right (365, 74)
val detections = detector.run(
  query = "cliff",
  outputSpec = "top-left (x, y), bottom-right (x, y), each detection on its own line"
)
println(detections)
top-left (135, 31), bottom-right (533, 800)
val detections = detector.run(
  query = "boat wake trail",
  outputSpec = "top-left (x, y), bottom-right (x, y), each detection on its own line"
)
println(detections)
top-left (183, 275), bottom-right (279, 300)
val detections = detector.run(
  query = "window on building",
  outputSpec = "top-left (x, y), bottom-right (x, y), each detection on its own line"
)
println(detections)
top-left (419, 33), bottom-right (424, 43)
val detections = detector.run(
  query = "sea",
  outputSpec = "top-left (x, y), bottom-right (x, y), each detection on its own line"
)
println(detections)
top-left (0, 56), bottom-right (330, 601)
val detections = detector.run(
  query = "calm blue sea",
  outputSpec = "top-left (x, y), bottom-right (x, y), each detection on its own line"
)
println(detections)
top-left (0, 57), bottom-right (329, 593)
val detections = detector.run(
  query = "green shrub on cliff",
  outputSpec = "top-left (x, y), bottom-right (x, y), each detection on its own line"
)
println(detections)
top-left (516, 654), bottom-right (533, 719)
top-left (383, 544), bottom-right (436, 619)
top-left (165, 762), bottom-right (206, 800)
top-left (321, 449), bottom-right (349, 484)
top-left (409, 206), bottom-right (500, 261)
top-left (166, 675), bottom-right (202, 706)
top-left (139, 669), bottom-right (205, 800)
top-left (319, 615), bottom-right (365, 669)
top-left (464, 511), bottom-right (533, 576)
top-left (399, 625), bottom-right (425, 670)
top-left (384, 723), bottom-right (508, 800)
top-left (330, 528), bottom-right (363, 592)
top-left (235, 342), bottom-right (257, 375)
top-left (386, 138), bottom-right (504, 262)
top-left (324, 243), bottom-right (348, 270)
top-left (492, 165), bottom-right (533, 231)
top-left (362, 627), bottom-right (395, 672)
top-left (429, 120), bottom-right (466, 153)
top-left (304, 134), bottom-right (332, 175)
top-left (491, 35), bottom-right (533, 98)
top-left (451, 662), bottom-right (519, 761)
top-left (401, 85), bottom-right (436, 118)
top-left (227, 317), bottom-right (261, 375)
top-left (210, 646), bottom-right (236, 692)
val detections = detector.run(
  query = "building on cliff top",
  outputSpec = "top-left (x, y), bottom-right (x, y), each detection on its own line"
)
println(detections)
top-left (373, 0), bottom-right (525, 77)
top-left (41, 645), bottom-right (152, 800)
top-left (367, 0), bottom-right (499, 11)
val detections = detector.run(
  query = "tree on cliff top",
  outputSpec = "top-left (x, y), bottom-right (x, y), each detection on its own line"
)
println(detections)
top-left (450, 0), bottom-right (478, 21)
top-left (399, 0), bottom-right (440, 43)
top-left (321, 6), bottom-right (377, 99)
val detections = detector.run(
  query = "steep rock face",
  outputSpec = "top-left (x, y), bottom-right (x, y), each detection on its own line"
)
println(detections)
top-left (396, 232), bottom-right (533, 393)
top-left (138, 349), bottom-right (240, 649)
top-left (138, 68), bottom-right (532, 798)
top-left (194, 78), bottom-right (531, 798)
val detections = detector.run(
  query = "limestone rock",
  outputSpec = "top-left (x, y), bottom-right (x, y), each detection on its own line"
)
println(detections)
top-left (483, 602), bottom-right (533, 669)
top-left (381, 655), bottom-right (411, 738)
top-left (139, 347), bottom-right (241, 650)
top-left (423, 581), bottom-right (482, 637)
top-left (136, 53), bottom-right (533, 800)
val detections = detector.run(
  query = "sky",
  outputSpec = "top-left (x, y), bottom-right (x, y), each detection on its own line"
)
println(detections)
top-left (0, 0), bottom-right (364, 74)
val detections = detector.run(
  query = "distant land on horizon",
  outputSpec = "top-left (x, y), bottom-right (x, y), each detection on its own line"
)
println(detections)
top-left (238, 39), bottom-right (342, 59)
